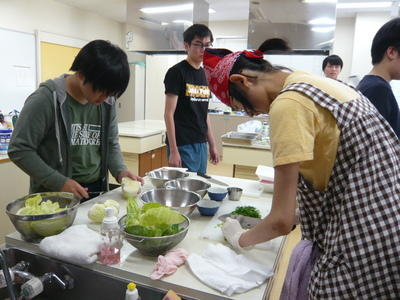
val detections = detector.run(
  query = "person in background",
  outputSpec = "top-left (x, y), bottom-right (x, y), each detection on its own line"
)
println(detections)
top-left (163, 24), bottom-right (219, 174)
top-left (322, 54), bottom-right (343, 80)
top-left (8, 40), bottom-right (143, 200)
top-left (203, 48), bottom-right (400, 299)
top-left (357, 17), bottom-right (400, 138)
top-left (257, 38), bottom-right (291, 53)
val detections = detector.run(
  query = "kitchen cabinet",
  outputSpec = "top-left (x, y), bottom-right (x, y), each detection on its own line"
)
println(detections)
top-left (0, 157), bottom-right (30, 243)
top-left (138, 146), bottom-right (167, 177)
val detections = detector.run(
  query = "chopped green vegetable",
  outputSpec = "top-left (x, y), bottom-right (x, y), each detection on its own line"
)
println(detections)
top-left (17, 195), bottom-right (65, 215)
top-left (231, 206), bottom-right (261, 218)
top-left (124, 198), bottom-right (185, 237)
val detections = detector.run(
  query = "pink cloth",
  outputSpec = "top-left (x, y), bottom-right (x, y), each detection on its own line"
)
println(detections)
top-left (150, 249), bottom-right (189, 280)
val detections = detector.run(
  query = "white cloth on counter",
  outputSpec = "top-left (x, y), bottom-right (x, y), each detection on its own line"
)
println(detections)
top-left (186, 243), bottom-right (273, 296)
top-left (39, 225), bottom-right (102, 265)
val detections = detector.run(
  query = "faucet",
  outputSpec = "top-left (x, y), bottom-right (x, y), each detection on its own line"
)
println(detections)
top-left (0, 249), bottom-right (17, 300)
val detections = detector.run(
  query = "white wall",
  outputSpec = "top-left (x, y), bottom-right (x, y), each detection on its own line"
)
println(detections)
top-left (350, 12), bottom-right (391, 79)
top-left (333, 17), bottom-right (355, 81)
top-left (0, 0), bottom-right (125, 47)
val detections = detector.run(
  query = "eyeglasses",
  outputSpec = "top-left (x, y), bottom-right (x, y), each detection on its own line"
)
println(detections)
top-left (191, 42), bottom-right (213, 49)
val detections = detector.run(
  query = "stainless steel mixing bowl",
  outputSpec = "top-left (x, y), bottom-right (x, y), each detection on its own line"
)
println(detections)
top-left (146, 169), bottom-right (189, 188)
top-left (139, 188), bottom-right (200, 216)
top-left (6, 192), bottom-right (80, 242)
top-left (119, 214), bottom-right (190, 256)
top-left (164, 178), bottom-right (211, 198)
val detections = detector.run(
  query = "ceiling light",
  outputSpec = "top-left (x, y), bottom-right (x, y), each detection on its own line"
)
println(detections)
top-left (308, 17), bottom-right (335, 25)
top-left (161, 22), bottom-right (169, 26)
top-left (209, 8), bottom-right (216, 13)
top-left (140, 3), bottom-right (193, 14)
top-left (337, 2), bottom-right (392, 9)
top-left (311, 26), bottom-right (335, 33)
top-left (173, 19), bottom-right (193, 26)
top-left (302, 0), bottom-right (337, 3)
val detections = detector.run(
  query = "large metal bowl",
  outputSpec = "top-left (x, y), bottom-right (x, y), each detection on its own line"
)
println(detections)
top-left (139, 188), bottom-right (200, 216)
top-left (6, 192), bottom-right (80, 242)
top-left (164, 178), bottom-right (211, 199)
top-left (119, 214), bottom-right (190, 256)
top-left (147, 169), bottom-right (189, 188)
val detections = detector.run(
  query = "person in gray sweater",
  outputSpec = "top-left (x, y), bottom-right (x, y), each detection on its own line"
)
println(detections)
top-left (8, 40), bottom-right (142, 200)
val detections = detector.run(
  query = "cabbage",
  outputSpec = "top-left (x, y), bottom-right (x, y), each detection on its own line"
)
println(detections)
top-left (139, 207), bottom-right (185, 226)
top-left (124, 197), bottom-right (185, 237)
top-left (87, 199), bottom-right (120, 223)
top-left (16, 195), bottom-right (65, 215)
top-left (121, 178), bottom-right (141, 199)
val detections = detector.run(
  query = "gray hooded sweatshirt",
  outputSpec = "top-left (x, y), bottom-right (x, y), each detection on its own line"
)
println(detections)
top-left (8, 74), bottom-right (127, 193)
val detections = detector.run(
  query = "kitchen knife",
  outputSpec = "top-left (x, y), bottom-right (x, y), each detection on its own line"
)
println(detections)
top-left (218, 213), bottom-right (262, 229)
top-left (197, 172), bottom-right (229, 186)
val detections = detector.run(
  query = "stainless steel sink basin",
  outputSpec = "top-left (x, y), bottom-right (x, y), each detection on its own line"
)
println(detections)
top-left (0, 248), bottom-right (166, 300)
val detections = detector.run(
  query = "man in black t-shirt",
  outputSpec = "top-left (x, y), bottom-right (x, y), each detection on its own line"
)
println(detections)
top-left (357, 18), bottom-right (400, 138)
top-left (164, 24), bottom-right (219, 173)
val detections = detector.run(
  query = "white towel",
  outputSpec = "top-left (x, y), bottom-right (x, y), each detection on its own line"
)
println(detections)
top-left (39, 225), bottom-right (102, 265)
top-left (186, 244), bottom-right (273, 296)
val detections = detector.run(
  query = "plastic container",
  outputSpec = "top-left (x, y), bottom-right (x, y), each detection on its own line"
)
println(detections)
top-left (0, 129), bottom-right (12, 155)
top-left (125, 282), bottom-right (140, 300)
top-left (99, 207), bottom-right (122, 265)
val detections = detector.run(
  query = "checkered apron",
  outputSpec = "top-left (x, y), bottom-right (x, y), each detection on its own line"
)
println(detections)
top-left (280, 82), bottom-right (400, 299)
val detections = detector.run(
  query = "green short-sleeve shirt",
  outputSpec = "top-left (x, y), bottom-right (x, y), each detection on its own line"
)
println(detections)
top-left (67, 94), bottom-right (101, 183)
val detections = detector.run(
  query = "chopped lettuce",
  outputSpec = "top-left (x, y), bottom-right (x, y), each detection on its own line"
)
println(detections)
top-left (124, 197), bottom-right (185, 237)
top-left (17, 195), bottom-right (66, 215)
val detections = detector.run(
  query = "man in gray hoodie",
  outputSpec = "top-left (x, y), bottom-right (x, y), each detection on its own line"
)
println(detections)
top-left (8, 40), bottom-right (142, 200)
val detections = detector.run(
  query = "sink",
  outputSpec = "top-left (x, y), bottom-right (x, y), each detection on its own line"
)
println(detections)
top-left (0, 248), bottom-right (166, 300)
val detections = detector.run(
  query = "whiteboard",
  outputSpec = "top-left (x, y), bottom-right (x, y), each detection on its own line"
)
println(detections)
top-left (0, 28), bottom-right (37, 114)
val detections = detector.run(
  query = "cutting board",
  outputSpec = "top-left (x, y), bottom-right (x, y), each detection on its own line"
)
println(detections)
top-left (200, 199), bottom-right (282, 251)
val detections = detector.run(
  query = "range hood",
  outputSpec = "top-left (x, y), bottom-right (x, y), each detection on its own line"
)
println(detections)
top-left (126, 0), bottom-right (336, 52)
top-left (247, 0), bottom-right (337, 50)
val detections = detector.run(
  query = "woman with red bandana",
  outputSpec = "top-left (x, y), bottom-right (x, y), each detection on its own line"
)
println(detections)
top-left (203, 48), bottom-right (400, 299)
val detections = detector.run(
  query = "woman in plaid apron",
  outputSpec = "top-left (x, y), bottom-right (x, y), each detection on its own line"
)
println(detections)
top-left (203, 48), bottom-right (400, 298)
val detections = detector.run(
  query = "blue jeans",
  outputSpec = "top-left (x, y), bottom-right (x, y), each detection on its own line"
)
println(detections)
top-left (168, 142), bottom-right (207, 174)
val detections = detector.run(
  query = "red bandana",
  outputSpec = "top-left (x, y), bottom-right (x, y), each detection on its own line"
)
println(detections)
top-left (203, 48), bottom-right (263, 106)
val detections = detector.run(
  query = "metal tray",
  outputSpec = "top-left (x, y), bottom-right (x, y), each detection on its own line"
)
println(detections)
top-left (221, 131), bottom-right (259, 145)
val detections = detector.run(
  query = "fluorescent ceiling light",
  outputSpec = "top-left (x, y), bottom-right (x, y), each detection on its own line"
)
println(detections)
top-left (161, 22), bottom-right (169, 26)
top-left (302, 0), bottom-right (337, 3)
top-left (140, 3), bottom-right (193, 14)
top-left (173, 19), bottom-right (193, 26)
top-left (308, 17), bottom-right (335, 25)
top-left (311, 26), bottom-right (335, 33)
top-left (209, 8), bottom-right (216, 13)
top-left (337, 2), bottom-right (392, 9)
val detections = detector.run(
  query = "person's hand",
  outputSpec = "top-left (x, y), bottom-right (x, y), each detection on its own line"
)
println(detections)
top-left (222, 217), bottom-right (248, 250)
top-left (168, 150), bottom-right (181, 168)
top-left (60, 178), bottom-right (89, 199)
top-left (117, 170), bottom-right (144, 185)
top-left (209, 145), bottom-right (220, 165)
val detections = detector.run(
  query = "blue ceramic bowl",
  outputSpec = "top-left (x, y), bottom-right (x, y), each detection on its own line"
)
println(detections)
top-left (197, 200), bottom-right (221, 216)
top-left (207, 186), bottom-right (228, 201)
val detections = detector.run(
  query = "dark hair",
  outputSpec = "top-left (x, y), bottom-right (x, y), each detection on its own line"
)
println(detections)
top-left (322, 55), bottom-right (343, 70)
top-left (183, 24), bottom-right (213, 44)
top-left (229, 55), bottom-right (279, 110)
top-left (371, 17), bottom-right (400, 65)
top-left (70, 40), bottom-right (129, 98)
top-left (258, 38), bottom-right (291, 53)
